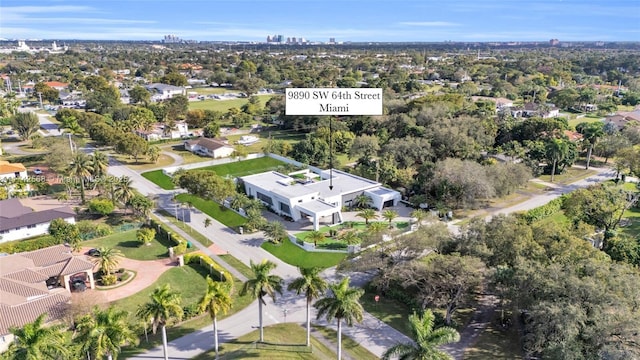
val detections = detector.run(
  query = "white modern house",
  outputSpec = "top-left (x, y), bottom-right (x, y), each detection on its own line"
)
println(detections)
top-left (0, 198), bottom-right (76, 243)
top-left (241, 168), bottom-right (401, 230)
top-left (184, 137), bottom-right (235, 158)
top-left (145, 83), bottom-right (186, 101)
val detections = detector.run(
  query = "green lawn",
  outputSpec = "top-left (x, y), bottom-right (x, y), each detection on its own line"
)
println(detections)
top-left (311, 325), bottom-right (379, 360)
top-left (360, 285), bottom-right (415, 337)
top-left (537, 168), bottom-right (599, 185)
top-left (188, 95), bottom-right (274, 112)
top-left (141, 170), bottom-right (175, 190)
top-left (225, 130), bottom-right (306, 154)
top-left (118, 265), bottom-right (255, 358)
top-left (191, 323), bottom-right (336, 360)
top-left (199, 156), bottom-right (288, 177)
top-left (83, 229), bottom-right (174, 260)
top-left (567, 116), bottom-right (603, 129)
top-left (261, 240), bottom-right (346, 269)
top-left (141, 156), bottom-right (290, 190)
top-left (176, 193), bottom-right (247, 228)
top-left (219, 254), bottom-right (255, 279)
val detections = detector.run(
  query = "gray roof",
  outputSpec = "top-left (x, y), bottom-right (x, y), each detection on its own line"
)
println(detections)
top-left (0, 199), bottom-right (75, 232)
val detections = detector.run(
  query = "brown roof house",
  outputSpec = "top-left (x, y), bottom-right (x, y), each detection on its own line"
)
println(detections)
top-left (184, 137), bottom-right (235, 158)
top-left (0, 198), bottom-right (75, 243)
top-left (0, 245), bottom-right (95, 351)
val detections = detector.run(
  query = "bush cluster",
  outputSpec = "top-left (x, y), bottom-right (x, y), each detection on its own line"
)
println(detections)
top-left (517, 195), bottom-right (566, 224)
top-left (0, 235), bottom-right (61, 254)
top-left (148, 217), bottom-right (189, 254)
top-left (183, 253), bottom-right (232, 284)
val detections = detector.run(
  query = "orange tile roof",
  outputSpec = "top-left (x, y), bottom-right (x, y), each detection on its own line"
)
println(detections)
top-left (0, 161), bottom-right (26, 175)
top-left (44, 81), bottom-right (69, 88)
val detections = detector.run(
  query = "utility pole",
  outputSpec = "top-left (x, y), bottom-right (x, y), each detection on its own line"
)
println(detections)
top-left (67, 133), bottom-right (74, 153)
top-left (37, 92), bottom-right (43, 109)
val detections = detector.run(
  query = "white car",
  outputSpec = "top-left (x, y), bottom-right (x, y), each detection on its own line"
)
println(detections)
top-left (33, 169), bottom-right (43, 175)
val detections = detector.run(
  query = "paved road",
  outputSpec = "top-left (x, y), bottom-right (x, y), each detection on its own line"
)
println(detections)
top-left (36, 112), bottom-right (62, 136)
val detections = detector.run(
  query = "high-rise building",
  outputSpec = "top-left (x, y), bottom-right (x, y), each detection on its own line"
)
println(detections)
top-left (267, 35), bottom-right (272, 42)
top-left (329, 37), bottom-right (336, 43)
top-left (291, 37), bottom-right (297, 44)
top-left (276, 35), bottom-right (284, 43)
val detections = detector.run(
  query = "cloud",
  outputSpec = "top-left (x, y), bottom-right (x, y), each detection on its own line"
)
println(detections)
top-left (399, 21), bottom-right (460, 27)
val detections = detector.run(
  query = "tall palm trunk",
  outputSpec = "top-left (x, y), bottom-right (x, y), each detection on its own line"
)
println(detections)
top-left (337, 318), bottom-right (342, 360)
top-left (79, 177), bottom-right (86, 204)
top-left (586, 144), bottom-right (593, 169)
top-left (551, 159), bottom-right (557, 182)
top-left (259, 296), bottom-right (264, 342)
top-left (161, 325), bottom-right (169, 360)
top-left (213, 316), bottom-right (219, 359)
top-left (306, 297), bottom-right (311, 346)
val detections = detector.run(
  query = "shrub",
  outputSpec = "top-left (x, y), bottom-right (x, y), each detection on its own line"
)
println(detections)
top-left (136, 227), bottom-right (156, 246)
top-left (101, 274), bottom-right (117, 286)
top-left (88, 198), bottom-right (115, 216)
top-left (0, 235), bottom-right (60, 254)
top-left (183, 253), bottom-right (232, 284)
top-left (94, 224), bottom-right (113, 237)
top-left (76, 220), bottom-right (96, 235)
top-left (517, 195), bottom-right (566, 224)
top-left (174, 241), bottom-right (187, 255)
top-left (119, 272), bottom-right (131, 282)
top-left (183, 303), bottom-right (201, 320)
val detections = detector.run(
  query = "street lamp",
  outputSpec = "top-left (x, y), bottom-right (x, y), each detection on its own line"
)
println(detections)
top-left (282, 308), bottom-right (288, 323)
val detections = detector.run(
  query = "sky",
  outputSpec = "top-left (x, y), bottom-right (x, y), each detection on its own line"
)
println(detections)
top-left (1, 0), bottom-right (639, 42)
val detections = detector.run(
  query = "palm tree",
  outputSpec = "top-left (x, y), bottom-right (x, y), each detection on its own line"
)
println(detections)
top-left (382, 209), bottom-right (398, 227)
top-left (545, 138), bottom-right (570, 182)
top-left (367, 221), bottom-right (388, 236)
top-left (263, 220), bottom-right (288, 244)
top-left (6, 313), bottom-right (70, 360)
top-left (203, 218), bottom-right (212, 228)
top-left (136, 284), bottom-right (183, 360)
top-left (91, 150), bottom-right (109, 179)
top-left (411, 209), bottom-right (428, 228)
top-left (240, 260), bottom-right (283, 342)
top-left (198, 277), bottom-right (233, 359)
top-left (314, 277), bottom-right (364, 360)
top-left (114, 176), bottom-right (135, 213)
top-left (93, 247), bottom-right (123, 276)
top-left (381, 310), bottom-right (460, 360)
top-left (76, 306), bottom-right (138, 360)
top-left (357, 208), bottom-right (378, 225)
top-left (576, 122), bottom-right (605, 169)
top-left (352, 194), bottom-right (372, 209)
top-left (306, 230), bottom-right (326, 247)
top-left (287, 267), bottom-right (328, 347)
top-left (69, 152), bottom-right (93, 204)
top-left (339, 230), bottom-right (361, 245)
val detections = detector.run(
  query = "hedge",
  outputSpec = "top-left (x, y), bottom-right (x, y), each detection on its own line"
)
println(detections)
top-left (148, 216), bottom-right (189, 253)
top-left (517, 195), bottom-right (567, 224)
top-left (183, 253), bottom-right (233, 284)
top-left (0, 235), bottom-right (62, 254)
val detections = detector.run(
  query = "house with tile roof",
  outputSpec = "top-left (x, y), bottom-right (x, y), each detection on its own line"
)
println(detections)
top-left (0, 198), bottom-right (75, 243)
top-left (0, 244), bottom-right (95, 352)
top-left (184, 137), bottom-right (235, 158)
top-left (0, 160), bottom-right (30, 197)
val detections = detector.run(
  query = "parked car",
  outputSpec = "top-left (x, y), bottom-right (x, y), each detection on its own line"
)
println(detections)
top-left (33, 168), bottom-right (43, 175)
top-left (87, 248), bottom-right (101, 257)
top-left (72, 279), bottom-right (86, 292)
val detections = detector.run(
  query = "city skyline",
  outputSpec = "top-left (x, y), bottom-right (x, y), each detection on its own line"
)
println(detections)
top-left (1, 0), bottom-right (639, 42)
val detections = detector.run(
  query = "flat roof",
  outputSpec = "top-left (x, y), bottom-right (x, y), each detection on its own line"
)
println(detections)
top-left (296, 199), bottom-right (340, 215)
top-left (306, 169), bottom-right (380, 198)
top-left (242, 171), bottom-right (318, 198)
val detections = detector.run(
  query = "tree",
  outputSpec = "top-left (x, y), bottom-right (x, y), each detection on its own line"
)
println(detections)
top-left (174, 170), bottom-right (236, 202)
top-left (287, 267), bottom-right (328, 347)
top-left (115, 132), bottom-right (149, 164)
top-left (382, 209), bottom-right (398, 227)
top-left (5, 314), bottom-right (69, 360)
top-left (576, 122), bottom-right (605, 169)
top-left (69, 152), bottom-right (93, 204)
top-left (129, 85), bottom-right (151, 105)
top-left (203, 122), bottom-right (221, 138)
top-left (86, 85), bottom-right (120, 114)
top-left (91, 151), bottom-right (109, 179)
top-left (203, 218), bottom-right (212, 228)
top-left (161, 72), bottom-right (188, 87)
top-left (93, 247), bottom-right (123, 276)
top-left (411, 209), bottom-right (429, 228)
top-left (34, 82), bottom-right (59, 103)
top-left (352, 194), bottom-right (372, 209)
top-left (563, 184), bottom-right (638, 247)
top-left (88, 198), bottom-right (115, 216)
top-left (129, 194), bottom-right (154, 219)
top-left (76, 306), bottom-right (138, 360)
top-left (48, 218), bottom-right (81, 250)
top-left (113, 176), bottom-right (135, 212)
top-left (136, 227), bottom-right (156, 246)
top-left (136, 284), bottom-right (183, 360)
top-left (235, 77), bottom-right (266, 97)
top-left (147, 145), bottom-right (161, 163)
top-left (545, 138), bottom-right (570, 182)
top-left (356, 208), bottom-right (378, 225)
top-left (11, 112), bottom-right (40, 141)
top-left (306, 230), bottom-right (326, 247)
top-left (240, 260), bottom-right (283, 342)
top-left (382, 309), bottom-right (460, 360)
top-left (263, 221), bottom-right (288, 244)
top-left (349, 135), bottom-right (380, 161)
top-left (198, 277), bottom-right (233, 359)
top-left (165, 95), bottom-right (189, 120)
top-left (314, 277), bottom-right (364, 360)
top-left (403, 255), bottom-right (484, 325)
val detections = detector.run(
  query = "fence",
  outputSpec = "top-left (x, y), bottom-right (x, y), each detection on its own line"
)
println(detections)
top-left (80, 222), bottom-right (142, 240)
